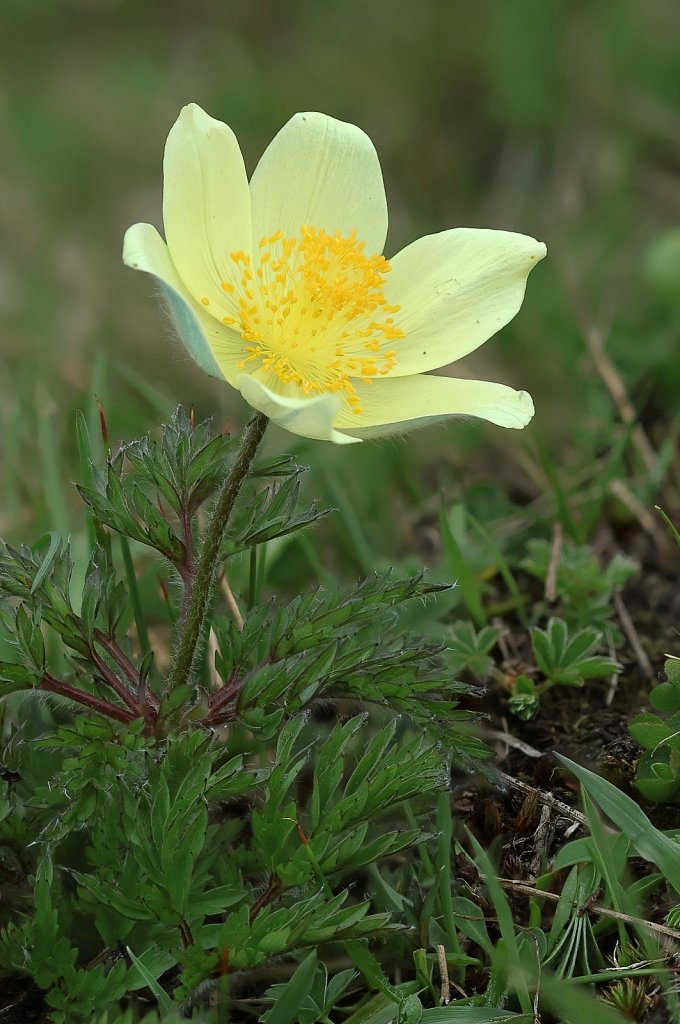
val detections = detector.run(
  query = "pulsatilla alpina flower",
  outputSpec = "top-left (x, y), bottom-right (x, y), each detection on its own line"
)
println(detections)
top-left (124, 104), bottom-right (545, 444)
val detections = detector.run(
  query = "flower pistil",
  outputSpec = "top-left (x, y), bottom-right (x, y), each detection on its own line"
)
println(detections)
top-left (202, 225), bottom-right (404, 414)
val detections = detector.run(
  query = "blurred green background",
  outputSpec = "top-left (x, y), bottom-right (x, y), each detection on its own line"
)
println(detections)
top-left (1, 0), bottom-right (679, 571)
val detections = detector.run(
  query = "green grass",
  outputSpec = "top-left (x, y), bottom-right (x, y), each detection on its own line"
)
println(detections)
top-left (2, 2), bottom-right (680, 1021)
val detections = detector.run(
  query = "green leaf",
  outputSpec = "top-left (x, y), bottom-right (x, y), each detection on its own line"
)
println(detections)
top-left (162, 683), bottom-right (194, 714)
top-left (508, 675), bottom-right (539, 720)
top-left (629, 712), bottom-right (672, 750)
top-left (163, 805), bottom-right (208, 914)
top-left (30, 531), bottom-right (63, 594)
top-left (325, 967), bottom-right (357, 1009)
top-left (439, 501), bottom-right (486, 627)
top-left (557, 753), bottom-right (680, 895)
top-left (400, 994), bottom-right (423, 1023)
top-left (311, 716), bottom-right (366, 831)
top-left (666, 657), bottom-right (680, 686)
top-left (189, 885), bottom-right (245, 917)
top-left (656, 506), bottom-right (680, 549)
top-left (545, 865), bottom-right (580, 956)
top-left (650, 681), bottom-right (680, 714)
top-left (466, 831), bottom-right (533, 1015)
top-left (420, 1011), bottom-right (531, 1022)
top-left (263, 950), bottom-right (319, 1024)
top-left (124, 945), bottom-right (176, 994)
top-left (126, 946), bottom-right (174, 1014)
top-left (15, 604), bottom-right (45, 670)
top-left (226, 470), bottom-right (326, 553)
top-left (447, 622), bottom-right (500, 679)
top-left (74, 872), bottom-right (158, 922)
top-left (205, 754), bottom-right (255, 801)
top-left (449, 897), bottom-right (494, 957)
top-left (521, 539), bottom-right (637, 633)
top-left (344, 719), bottom-right (399, 798)
top-left (252, 453), bottom-right (299, 478)
top-left (342, 982), bottom-right (421, 1024)
top-left (531, 619), bottom-right (617, 686)
top-left (635, 750), bottom-right (680, 802)
top-left (0, 660), bottom-right (39, 692)
top-left (537, 969), bottom-right (629, 1024)
top-left (129, 483), bottom-right (185, 562)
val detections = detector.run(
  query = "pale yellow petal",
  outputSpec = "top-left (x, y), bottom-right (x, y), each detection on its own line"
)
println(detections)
top-left (163, 103), bottom-right (252, 310)
top-left (238, 373), bottom-right (360, 444)
top-left (334, 373), bottom-right (535, 436)
top-left (123, 222), bottom-right (245, 383)
top-left (383, 229), bottom-right (546, 377)
top-left (249, 112), bottom-right (387, 256)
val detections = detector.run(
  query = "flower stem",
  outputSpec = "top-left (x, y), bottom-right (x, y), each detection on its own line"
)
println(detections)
top-left (169, 412), bottom-right (268, 691)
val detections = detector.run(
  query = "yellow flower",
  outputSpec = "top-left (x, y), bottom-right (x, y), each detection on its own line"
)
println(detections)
top-left (123, 104), bottom-right (545, 444)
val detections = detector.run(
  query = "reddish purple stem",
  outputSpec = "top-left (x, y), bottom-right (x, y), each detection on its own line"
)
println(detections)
top-left (41, 673), bottom-right (138, 725)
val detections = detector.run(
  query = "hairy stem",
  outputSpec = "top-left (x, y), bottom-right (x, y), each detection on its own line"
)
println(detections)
top-left (90, 649), bottom-right (141, 713)
top-left (169, 412), bottom-right (269, 691)
top-left (94, 631), bottom-right (159, 710)
top-left (94, 632), bottom-right (140, 688)
top-left (41, 673), bottom-right (137, 724)
top-left (177, 504), bottom-right (196, 625)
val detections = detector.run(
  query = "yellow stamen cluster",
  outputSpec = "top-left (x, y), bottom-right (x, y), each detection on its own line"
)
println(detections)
top-left (219, 226), bottom-right (404, 414)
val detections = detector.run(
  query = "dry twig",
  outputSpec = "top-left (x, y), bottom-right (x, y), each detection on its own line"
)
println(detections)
top-left (221, 570), bottom-right (245, 632)
top-left (613, 587), bottom-right (654, 681)
top-left (437, 944), bottom-right (450, 1005)
top-left (581, 323), bottom-right (657, 473)
top-left (498, 877), bottom-right (680, 943)
top-left (545, 521), bottom-right (563, 603)
top-left (608, 479), bottom-right (665, 544)
top-left (496, 769), bottom-right (590, 829)
top-left (605, 630), bottom-right (620, 707)
top-left (483, 729), bottom-right (544, 760)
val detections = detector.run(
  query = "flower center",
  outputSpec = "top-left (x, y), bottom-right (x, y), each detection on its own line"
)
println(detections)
top-left (216, 226), bottom-right (404, 414)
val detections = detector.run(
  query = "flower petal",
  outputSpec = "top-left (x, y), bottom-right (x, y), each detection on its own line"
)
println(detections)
top-left (383, 229), bottom-right (546, 376)
top-left (238, 374), bottom-right (360, 444)
top-left (123, 222), bottom-right (246, 382)
top-left (334, 373), bottom-right (535, 437)
top-left (163, 103), bottom-right (252, 307)
top-left (249, 112), bottom-right (387, 255)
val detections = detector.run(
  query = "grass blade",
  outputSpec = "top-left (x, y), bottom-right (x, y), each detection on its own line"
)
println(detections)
top-left (421, 1010), bottom-right (531, 1022)
top-left (556, 754), bottom-right (680, 895)
top-left (537, 969), bottom-right (628, 1023)
top-left (465, 509), bottom-right (528, 627)
top-left (580, 788), bottom-right (628, 945)
top-left (37, 399), bottom-right (69, 537)
top-left (125, 946), bottom-right (173, 1014)
top-left (120, 536), bottom-right (150, 656)
top-left (655, 505), bottom-right (680, 548)
top-left (466, 830), bottom-right (532, 1014)
top-left (436, 793), bottom-right (463, 971)
top-left (439, 501), bottom-right (486, 627)
top-left (75, 409), bottom-right (97, 551)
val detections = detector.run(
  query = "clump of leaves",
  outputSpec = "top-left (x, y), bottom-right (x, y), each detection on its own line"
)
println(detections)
top-left (521, 537), bottom-right (638, 637)
top-left (444, 614), bottom-right (618, 721)
top-left (446, 621), bottom-right (500, 679)
top-left (509, 618), bottom-right (619, 720)
top-left (630, 656), bottom-right (680, 801)
top-left (438, 509), bottom-right (628, 720)
top-left (0, 408), bottom-right (486, 1021)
